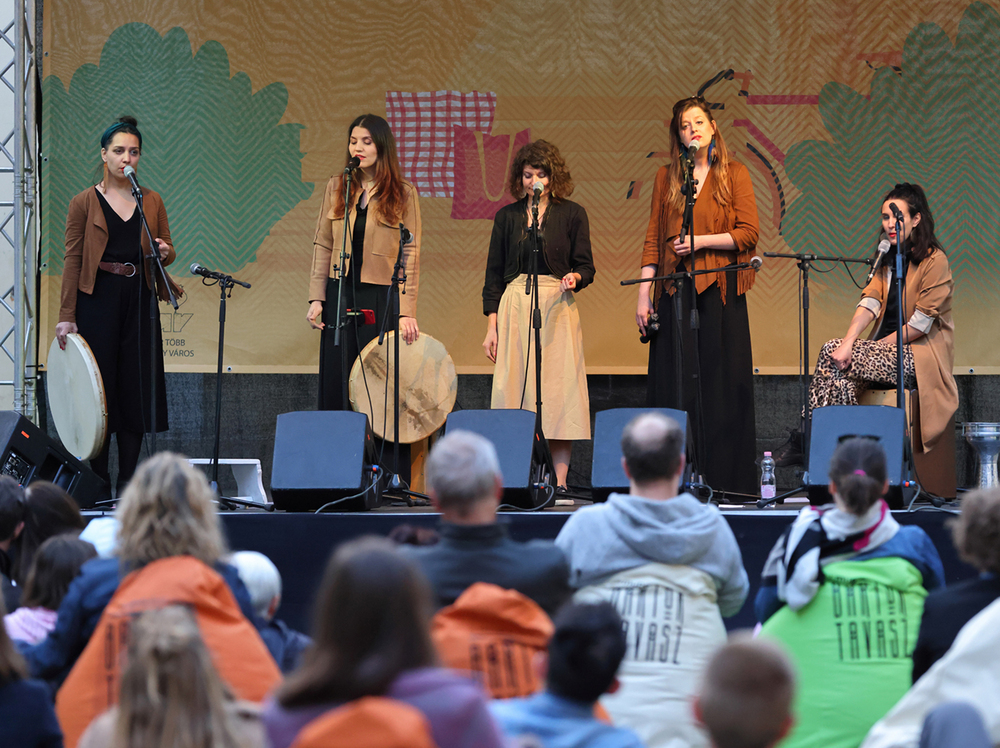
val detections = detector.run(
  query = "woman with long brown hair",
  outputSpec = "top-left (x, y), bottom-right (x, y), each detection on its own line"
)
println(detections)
top-left (482, 140), bottom-right (595, 490)
top-left (635, 96), bottom-right (760, 494)
top-left (306, 114), bottom-right (421, 411)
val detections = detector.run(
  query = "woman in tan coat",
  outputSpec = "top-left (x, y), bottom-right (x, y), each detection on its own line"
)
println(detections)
top-left (791, 183), bottom-right (957, 461)
top-left (306, 114), bottom-right (420, 412)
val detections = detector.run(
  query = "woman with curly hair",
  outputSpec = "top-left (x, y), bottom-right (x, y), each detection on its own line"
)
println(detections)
top-left (306, 113), bottom-right (421, 412)
top-left (482, 140), bottom-right (596, 490)
top-left (636, 96), bottom-right (760, 494)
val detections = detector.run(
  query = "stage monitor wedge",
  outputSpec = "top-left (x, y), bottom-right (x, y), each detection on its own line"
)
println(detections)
top-left (270, 411), bottom-right (380, 512)
top-left (444, 409), bottom-right (550, 509)
top-left (591, 407), bottom-right (689, 503)
top-left (0, 410), bottom-right (106, 508)
top-left (807, 405), bottom-right (908, 508)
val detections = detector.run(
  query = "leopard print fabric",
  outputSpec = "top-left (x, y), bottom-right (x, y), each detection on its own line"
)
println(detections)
top-left (808, 338), bottom-right (916, 412)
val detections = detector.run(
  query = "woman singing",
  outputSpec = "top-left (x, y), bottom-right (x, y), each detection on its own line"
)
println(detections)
top-left (636, 96), bottom-right (760, 494)
top-left (483, 141), bottom-right (595, 491)
top-left (775, 183), bottom-right (957, 466)
top-left (54, 116), bottom-right (179, 496)
top-left (306, 114), bottom-right (421, 412)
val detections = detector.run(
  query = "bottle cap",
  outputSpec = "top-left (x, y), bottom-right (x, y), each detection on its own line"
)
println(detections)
top-left (764, 451), bottom-right (772, 456)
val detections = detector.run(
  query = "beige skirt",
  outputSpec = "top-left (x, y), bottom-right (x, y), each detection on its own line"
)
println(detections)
top-left (492, 273), bottom-right (591, 440)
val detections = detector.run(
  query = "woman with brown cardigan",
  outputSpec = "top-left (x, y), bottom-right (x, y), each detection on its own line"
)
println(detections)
top-left (635, 96), bottom-right (760, 495)
top-left (54, 116), bottom-right (178, 495)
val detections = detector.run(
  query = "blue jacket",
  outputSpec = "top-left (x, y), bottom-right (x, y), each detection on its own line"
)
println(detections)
top-left (22, 556), bottom-right (264, 686)
top-left (0, 676), bottom-right (63, 747)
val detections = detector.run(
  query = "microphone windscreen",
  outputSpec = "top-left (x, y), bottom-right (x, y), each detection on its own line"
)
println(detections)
top-left (347, 156), bottom-right (361, 169)
top-left (750, 255), bottom-right (763, 271)
top-left (532, 180), bottom-right (544, 192)
top-left (123, 165), bottom-right (136, 178)
top-left (189, 263), bottom-right (201, 275)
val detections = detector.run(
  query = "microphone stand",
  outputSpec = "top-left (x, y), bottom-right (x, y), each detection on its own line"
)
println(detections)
top-left (891, 212), bottom-right (915, 492)
top-left (333, 165), bottom-right (356, 409)
top-left (763, 251), bottom-right (872, 463)
top-left (622, 260), bottom-right (760, 489)
top-left (128, 181), bottom-right (179, 457)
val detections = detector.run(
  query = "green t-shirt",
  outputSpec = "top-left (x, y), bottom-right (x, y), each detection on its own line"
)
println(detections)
top-left (760, 556), bottom-right (928, 748)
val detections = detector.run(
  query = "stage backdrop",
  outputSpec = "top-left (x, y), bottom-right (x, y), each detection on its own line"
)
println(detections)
top-left (39, 0), bottom-right (1000, 375)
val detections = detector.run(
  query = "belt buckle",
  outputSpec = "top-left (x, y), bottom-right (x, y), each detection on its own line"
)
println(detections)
top-left (123, 262), bottom-right (136, 278)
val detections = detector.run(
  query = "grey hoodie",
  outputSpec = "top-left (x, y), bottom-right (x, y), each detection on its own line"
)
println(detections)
top-left (555, 492), bottom-right (749, 617)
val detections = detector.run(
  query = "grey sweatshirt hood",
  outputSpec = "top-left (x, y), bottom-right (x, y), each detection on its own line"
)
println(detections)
top-left (555, 492), bottom-right (749, 617)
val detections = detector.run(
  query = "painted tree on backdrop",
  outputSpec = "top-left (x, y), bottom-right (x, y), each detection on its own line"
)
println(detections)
top-left (41, 22), bottom-right (313, 275)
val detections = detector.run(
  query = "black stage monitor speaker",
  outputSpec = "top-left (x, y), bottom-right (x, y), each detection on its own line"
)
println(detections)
top-left (270, 411), bottom-right (380, 512)
top-left (0, 410), bottom-right (106, 508)
top-left (444, 409), bottom-right (549, 509)
top-left (591, 408), bottom-right (689, 503)
top-left (807, 405), bottom-right (907, 508)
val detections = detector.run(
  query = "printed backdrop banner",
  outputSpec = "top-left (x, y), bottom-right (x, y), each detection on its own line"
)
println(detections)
top-left (39, 0), bottom-right (1000, 374)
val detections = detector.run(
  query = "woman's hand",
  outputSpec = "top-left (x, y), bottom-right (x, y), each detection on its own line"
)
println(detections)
top-left (55, 321), bottom-right (78, 351)
top-left (399, 316), bottom-right (420, 344)
top-left (306, 301), bottom-right (325, 330)
top-left (559, 273), bottom-right (580, 292)
top-left (636, 294), bottom-right (654, 335)
top-left (672, 235), bottom-right (695, 256)
top-left (831, 340), bottom-right (854, 371)
top-left (483, 314), bottom-right (498, 363)
top-left (154, 238), bottom-right (169, 260)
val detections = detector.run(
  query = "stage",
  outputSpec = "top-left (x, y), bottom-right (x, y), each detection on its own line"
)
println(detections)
top-left (137, 503), bottom-right (980, 635)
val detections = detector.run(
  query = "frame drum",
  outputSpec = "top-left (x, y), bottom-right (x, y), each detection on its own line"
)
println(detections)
top-left (47, 333), bottom-right (108, 460)
top-left (349, 332), bottom-right (457, 444)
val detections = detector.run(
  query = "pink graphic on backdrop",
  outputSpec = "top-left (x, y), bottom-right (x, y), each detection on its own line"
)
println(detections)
top-left (385, 90), bottom-right (497, 198)
top-left (451, 126), bottom-right (531, 220)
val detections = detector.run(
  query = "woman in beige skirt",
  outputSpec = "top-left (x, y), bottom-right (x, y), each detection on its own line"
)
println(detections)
top-left (482, 141), bottom-right (595, 490)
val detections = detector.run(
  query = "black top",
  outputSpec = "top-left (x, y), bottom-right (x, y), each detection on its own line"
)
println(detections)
top-left (399, 521), bottom-right (572, 615)
top-left (483, 198), bottom-right (595, 315)
top-left (348, 202), bottom-right (368, 279)
top-left (94, 188), bottom-right (141, 264)
top-left (911, 574), bottom-right (1000, 682)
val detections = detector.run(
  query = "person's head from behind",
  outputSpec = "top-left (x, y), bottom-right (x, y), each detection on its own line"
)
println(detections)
top-left (0, 475), bottom-right (25, 548)
top-left (115, 453), bottom-right (226, 570)
top-left (116, 605), bottom-right (237, 746)
top-left (21, 534), bottom-right (97, 611)
top-left (827, 438), bottom-right (888, 515)
top-left (277, 536), bottom-right (436, 707)
top-left (425, 430), bottom-right (502, 522)
top-left (14, 480), bottom-right (85, 585)
top-left (544, 602), bottom-right (625, 705)
top-left (694, 635), bottom-right (795, 748)
top-left (951, 487), bottom-right (1000, 576)
top-left (621, 412), bottom-right (686, 491)
top-left (229, 550), bottom-right (282, 621)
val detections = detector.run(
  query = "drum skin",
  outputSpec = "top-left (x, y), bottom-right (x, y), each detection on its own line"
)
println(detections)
top-left (47, 333), bottom-right (108, 459)
top-left (349, 332), bottom-right (457, 444)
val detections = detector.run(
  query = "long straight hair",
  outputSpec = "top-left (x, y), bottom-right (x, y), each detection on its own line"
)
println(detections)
top-left (331, 114), bottom-right (407, 225)
top-left (663, 97), bottom-right (734, 217)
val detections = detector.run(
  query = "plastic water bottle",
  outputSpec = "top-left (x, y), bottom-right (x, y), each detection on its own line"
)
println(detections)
top-left (760, 451), bottom-right (776, 504)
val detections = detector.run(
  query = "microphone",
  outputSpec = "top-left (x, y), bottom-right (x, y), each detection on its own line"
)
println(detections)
top-left (750, 255), bottom-right (763, 272)
top-left (399, 224), bottom-right (412, 244)
top-left (888, 202), bottom-right (903, 221)
top-left (685, 140), bottom-right (701, 159)
top-left (190, 263), bottom-right (252, 288)
top-left (122, 164), bottom-right (141, 193)
top-left (532, 180), bottom-right (544, 202)
top-left (867, 236), bottom-right (891, 283)
top-left (345, 156), bottom-right (361, 173)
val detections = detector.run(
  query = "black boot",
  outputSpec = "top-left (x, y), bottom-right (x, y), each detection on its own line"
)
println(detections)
top-left (773, 428), bottom-right (805, 467)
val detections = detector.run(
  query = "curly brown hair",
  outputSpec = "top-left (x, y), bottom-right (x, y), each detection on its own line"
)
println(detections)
top-left (506, 140), bottom-right (574, 202)
top-left (951, 488), bottom-right (1000, 575)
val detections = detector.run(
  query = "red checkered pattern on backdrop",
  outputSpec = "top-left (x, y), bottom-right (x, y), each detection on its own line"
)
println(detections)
top-left (386, 90), bottom-right (497, 198)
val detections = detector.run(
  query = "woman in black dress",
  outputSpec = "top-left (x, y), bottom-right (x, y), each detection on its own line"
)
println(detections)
top-left (55, 116), bottom-right (178, 495)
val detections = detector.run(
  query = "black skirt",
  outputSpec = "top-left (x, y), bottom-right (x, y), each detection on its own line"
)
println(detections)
top-left (647, 276), bottom-right (756, 494)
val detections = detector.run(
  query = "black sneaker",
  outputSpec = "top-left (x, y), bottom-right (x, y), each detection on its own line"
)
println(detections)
top-left (773, 428), bottom-right (805, 467)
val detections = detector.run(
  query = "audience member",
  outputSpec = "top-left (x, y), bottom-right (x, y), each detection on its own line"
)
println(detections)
top-left (77, 605), bottom-right (265, 748)
top-left (758, 438), bottom-right (944, 748)
top-left (399, 430), bottom-right (571, 615)
top-left (263, 536), bottom-right (506, 748)
top-left (24, 453), bottom-right (263, 686)
top-left (911, 487), bottom-right (1000, 681)
top-left (5, 536), bottom-right (96, 644)
top-left (490, 601), bottom-right (643, 748)
top-left (555, 412), bottom-right (748, 748)
top-left (230, 550), bottom-right (311, 674)
top-left (0, 476), bottom-right (26, 611)
top-left (0, 593), bottom-right (62, 747)
top-left (693, 635), bottom-right (795, 748)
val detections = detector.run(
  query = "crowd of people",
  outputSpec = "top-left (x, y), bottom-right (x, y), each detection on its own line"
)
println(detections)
top-left (0, 412), bottom-right (997, 748)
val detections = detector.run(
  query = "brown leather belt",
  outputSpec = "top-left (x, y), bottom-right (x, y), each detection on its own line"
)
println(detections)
top-left (98, 261), bottom-right (137, 277)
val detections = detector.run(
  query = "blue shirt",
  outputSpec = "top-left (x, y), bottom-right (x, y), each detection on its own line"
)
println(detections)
top-left (490, 691), bottom-right (644, 748)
